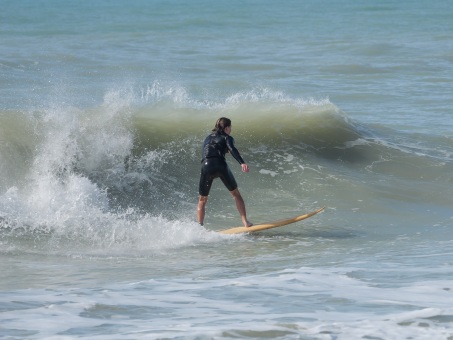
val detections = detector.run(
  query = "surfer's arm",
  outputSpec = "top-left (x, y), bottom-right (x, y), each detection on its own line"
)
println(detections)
top-left (226, 136), bottom-right (245, 165)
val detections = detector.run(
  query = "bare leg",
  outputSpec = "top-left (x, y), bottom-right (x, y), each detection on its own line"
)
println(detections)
top-left (197, 195), bottom-right (208, 226)
top-left (230, 188), bottom-right (253, 227)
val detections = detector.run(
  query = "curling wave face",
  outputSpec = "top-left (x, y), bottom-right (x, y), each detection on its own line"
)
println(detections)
top-left (1, 86), bottom-right (452, 255)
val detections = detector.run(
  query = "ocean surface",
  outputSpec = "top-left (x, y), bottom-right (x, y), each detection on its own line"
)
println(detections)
top-left (1, 0), bottom-right (453, 339)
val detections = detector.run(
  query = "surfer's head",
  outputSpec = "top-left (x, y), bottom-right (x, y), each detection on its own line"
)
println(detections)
top-left (212, 117), bottom-right (232, 134)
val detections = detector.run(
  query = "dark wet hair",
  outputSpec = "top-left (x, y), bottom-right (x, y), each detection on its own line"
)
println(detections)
top-left (212, 117), bottom-right (231, 133)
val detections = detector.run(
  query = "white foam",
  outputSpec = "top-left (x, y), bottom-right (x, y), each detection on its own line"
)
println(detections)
top-left (259, 169), bottom-right (278, 177)
top-left (0, 91), bottom-right (227, 257)
top-left (1, 266), bottom-right (452, 339)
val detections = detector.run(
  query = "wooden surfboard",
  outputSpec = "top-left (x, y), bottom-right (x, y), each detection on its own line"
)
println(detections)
top-left (218, 207), bottom-right (325, 235)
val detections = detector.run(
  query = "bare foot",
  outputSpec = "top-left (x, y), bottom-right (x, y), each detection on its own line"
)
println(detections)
top-left (245, 220), bottom-right (253, 228)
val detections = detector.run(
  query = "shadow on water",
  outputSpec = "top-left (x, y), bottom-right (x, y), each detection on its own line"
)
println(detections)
top-left (246, 226), bottom-right (362, 240)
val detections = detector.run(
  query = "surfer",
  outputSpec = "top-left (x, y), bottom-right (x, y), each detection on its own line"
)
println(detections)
top-left (197, 117), bottom-right (253, 228)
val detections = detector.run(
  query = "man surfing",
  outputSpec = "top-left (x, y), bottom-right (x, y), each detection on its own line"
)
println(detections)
top-left (197, 117), bottom-right (253, 228)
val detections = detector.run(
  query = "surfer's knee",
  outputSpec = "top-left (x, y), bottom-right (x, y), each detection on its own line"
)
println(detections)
top-left (198, 196), bottom-right (208, 208)
top-left (229, 188), bottom-right (241, 198)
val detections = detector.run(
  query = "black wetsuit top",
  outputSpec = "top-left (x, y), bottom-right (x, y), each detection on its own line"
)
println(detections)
top-left (201, 132), bottom-right (245, 164)
top-left (198, 132), bottom-right (245, 196)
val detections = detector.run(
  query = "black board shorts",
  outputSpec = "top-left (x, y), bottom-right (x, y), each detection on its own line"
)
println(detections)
top-left (198, 158), bottom-right (238, 196)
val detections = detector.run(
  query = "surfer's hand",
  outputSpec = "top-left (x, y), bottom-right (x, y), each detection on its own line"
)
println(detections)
top-left (241, 164), bottom-right (249, 173)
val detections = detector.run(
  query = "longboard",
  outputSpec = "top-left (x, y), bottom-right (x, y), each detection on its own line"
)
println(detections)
top-left (218, 207), bottom-right (325, 235)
